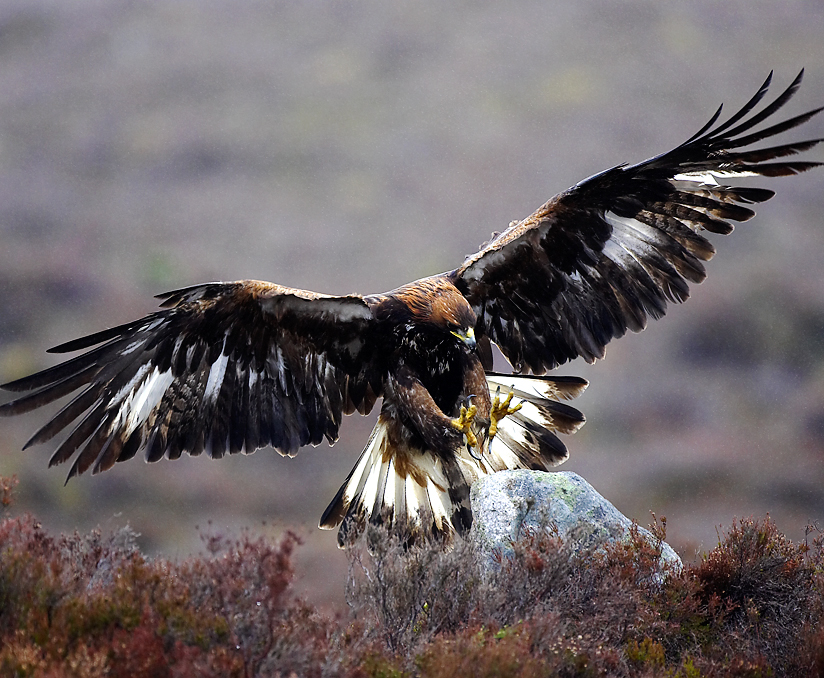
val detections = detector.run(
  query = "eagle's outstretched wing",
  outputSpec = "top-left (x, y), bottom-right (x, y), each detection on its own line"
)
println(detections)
top-left (451, 70), bottom-right (823, 374)
top-left (0, 281), bottom-right (382, 480)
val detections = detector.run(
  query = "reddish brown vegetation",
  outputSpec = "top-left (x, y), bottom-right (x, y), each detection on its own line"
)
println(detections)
top-left (1, 475), bottom-right (822, 677)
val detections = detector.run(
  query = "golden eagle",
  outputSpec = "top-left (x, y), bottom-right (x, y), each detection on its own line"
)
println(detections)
top-left (1, 72), bottom-right (821, 544)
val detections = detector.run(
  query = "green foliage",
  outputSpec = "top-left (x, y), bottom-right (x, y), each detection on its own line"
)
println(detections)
top-left (1, 474), bottom-right (823, 677)
top-left (625, 637), bottom-right (665, 670)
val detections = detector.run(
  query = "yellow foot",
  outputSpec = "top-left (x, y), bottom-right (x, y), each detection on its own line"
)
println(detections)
top-left (489, 390), bottom-right (522, 439)
top-left (451, 403), bottom-right (479, 449)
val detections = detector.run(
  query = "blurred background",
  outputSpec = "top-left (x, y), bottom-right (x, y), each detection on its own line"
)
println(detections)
top-left (1, 0), bottom-right (823, 608)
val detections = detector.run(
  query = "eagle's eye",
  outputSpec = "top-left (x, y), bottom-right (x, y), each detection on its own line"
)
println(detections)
top-left (449, 324), bottom-right (476, 349)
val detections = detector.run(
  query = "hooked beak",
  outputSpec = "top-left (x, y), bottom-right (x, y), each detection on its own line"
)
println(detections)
top-left (451, 326), bottom-right (476, 350)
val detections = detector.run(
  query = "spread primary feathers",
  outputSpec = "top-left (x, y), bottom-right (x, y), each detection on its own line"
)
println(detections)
top-left (1, 71), bottom-right (821, 544)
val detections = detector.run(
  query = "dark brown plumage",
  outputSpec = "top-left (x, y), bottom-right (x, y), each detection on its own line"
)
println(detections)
top-left (1, 71), bottom-right (821, 543)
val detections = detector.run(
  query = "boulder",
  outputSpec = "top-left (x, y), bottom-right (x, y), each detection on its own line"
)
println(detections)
top-left (470, 470), bottom-right (682, 572)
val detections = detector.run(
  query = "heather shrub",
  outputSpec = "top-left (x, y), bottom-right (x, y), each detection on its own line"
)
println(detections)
top-left (346, 515), bottom-right (824, 677)
top-left (0, 492), bottom-right (335, 677)
top-left (683, 517), bottom-right (822, 675)
top-left (345, 524), bottom-right (484, 654)
top-left (1, 472), bottom-right (823, 677)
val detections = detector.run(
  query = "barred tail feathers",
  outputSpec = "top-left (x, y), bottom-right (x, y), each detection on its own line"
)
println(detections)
top-left (318, 414), bottom-right (482, 545)
top-left (483, 373), bottom-right (587, 472)
top-left (319, 373), bottom-right (587, 544)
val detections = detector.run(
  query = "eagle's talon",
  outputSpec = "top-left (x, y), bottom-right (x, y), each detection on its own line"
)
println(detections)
top-left (467, 443), bottom-right (483, 461)
top-left (452, 404), bottom-right (479, 449)
top-left (489, 390), bottom-right (523, 439)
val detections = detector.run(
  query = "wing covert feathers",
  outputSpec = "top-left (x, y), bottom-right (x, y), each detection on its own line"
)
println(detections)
top-left (453, 70), bottom-right (821, 374)
top-left (0, 281), bottom-right (381, 481)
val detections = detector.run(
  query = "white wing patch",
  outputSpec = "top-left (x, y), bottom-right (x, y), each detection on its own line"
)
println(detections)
top-left (203, 342), bottom-right (229, 404)
top-left (672, 169), bottom-right (758, 185)
top-left (110, 366), bottom-right (175, 437)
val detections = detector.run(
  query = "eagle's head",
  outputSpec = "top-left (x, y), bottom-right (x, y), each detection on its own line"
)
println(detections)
top-left (428, 287), bottom-right (476, 350)
top-left (380, 275), bottom-right (477, 351)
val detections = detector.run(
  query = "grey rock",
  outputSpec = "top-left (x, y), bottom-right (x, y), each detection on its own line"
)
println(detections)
top-left (470, 470), bottom-right (682, 572)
